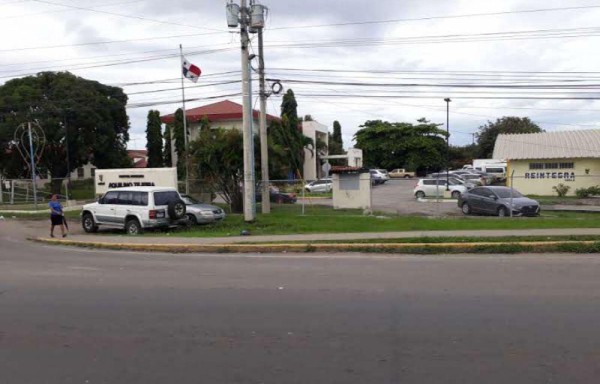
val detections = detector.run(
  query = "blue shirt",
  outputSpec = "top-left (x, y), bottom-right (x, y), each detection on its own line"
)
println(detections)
top-left (49, 201), bottom-right (63, 215)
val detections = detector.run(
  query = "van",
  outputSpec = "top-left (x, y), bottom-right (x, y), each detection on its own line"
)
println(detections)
top-left (476, 165), bottom-right (506, 181)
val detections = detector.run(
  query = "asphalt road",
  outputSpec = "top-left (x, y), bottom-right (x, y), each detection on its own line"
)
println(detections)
top-left (2, 226), bottom-right (600, 383)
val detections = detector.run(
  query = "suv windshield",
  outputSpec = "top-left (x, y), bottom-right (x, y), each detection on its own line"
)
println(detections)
top-left (154, 191), bottom-right (181, 206)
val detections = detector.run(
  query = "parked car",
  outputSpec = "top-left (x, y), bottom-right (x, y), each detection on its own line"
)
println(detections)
top-left (304, 178), bottom-right (332, 193)
top-left (179, 194), bottom-right (226, 224)
top-left (452, 170), bottom-right (496, 184)
top-left (457, 186), bottom-right (540, 217)
top-left (370, 169), bottom-right (388, 185)
top-left (81, 186), bottom-right (187, 235)
top-left (256, 189), bottom-right (297, 204)
top-left (413, 178), bottom-right (467, 199)
top-left (389, 168), bottom-right (415, 178)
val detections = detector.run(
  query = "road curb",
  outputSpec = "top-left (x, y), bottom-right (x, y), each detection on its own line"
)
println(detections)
top-left (31, 237), bottom-right (600, 254)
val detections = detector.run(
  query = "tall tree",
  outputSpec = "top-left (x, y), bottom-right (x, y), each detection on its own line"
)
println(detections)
top-left (476, 116), bottom-right (542, 158)
top-left (163, 124), bottom-right (172, 167)
top-left (190, 128), bottom-right (245, 213)
top-left (0, 71), bottom-right (131, 192)
top-left (354, 118), bottom-right (447, 174)
top-left (269, 89), bottom-right (314, 179)
top-left (172, 108), bottom-right (186, 179)
top-left (145, 110), bottom-right (163, 168)
top-left (328, 120), bottom-right (345, 165)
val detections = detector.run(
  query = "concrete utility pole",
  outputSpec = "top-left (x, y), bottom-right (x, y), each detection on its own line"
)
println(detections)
top-left (240, 0), bottom-right (256, 222)
top-left (444, 98), bottom-right (451, 191)
top-left (258, 27), bottom-right (270, 214)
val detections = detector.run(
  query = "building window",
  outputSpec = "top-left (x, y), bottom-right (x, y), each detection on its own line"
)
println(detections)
top-left (529, 163), bottom-right (544, 170)
top-left (77, 168), bottom-right (84, 179)
top-left (529, 162), bottom-right (575, 170)
top-left (91, 168), bottom-right (96, 177)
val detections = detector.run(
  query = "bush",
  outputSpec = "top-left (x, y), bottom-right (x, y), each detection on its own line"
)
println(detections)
top-left (575, 188), bottom-right (590, 198)
top-left (552, 183), bottom-right (570, 197)
top-left (575, 185), bottom-right (600, 198)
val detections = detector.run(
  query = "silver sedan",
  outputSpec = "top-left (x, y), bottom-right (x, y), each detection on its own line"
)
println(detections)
top-left (180, 194), bottom-right (226, 224)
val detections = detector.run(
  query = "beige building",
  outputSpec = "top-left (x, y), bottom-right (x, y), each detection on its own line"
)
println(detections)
top-left (493, 129), bottom-right (600, 196)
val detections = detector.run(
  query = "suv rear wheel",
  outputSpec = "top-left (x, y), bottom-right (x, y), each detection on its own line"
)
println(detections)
top-left (125, 218), bottom-right (143, 235)
top-left (415, 191), bottom-right (425, 199)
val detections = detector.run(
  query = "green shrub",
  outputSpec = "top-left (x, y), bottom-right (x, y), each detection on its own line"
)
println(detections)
top-left (552, 183), bottom-right (570, 197)
top-left (576, 188), bottom-right (591, 198)
top-left (575, 185), bottom-right (600, 199)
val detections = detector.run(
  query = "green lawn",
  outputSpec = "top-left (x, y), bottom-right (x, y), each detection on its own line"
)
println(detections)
top-left (169, 205), bottom-right (600, 238)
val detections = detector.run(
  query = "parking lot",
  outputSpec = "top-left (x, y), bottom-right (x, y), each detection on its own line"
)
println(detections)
top-left (371, 178), bottom-right (461, 216)
top-left (297, 178), bottom-right (462, 217)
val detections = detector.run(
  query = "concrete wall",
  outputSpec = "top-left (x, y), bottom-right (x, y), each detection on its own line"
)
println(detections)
top-left (507, 158), bottom-right (600, 196)
top-left (332, 172), bottom-right (371, 210)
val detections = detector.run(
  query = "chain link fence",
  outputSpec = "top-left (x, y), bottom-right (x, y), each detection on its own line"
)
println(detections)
top-left (2, 173), bottom-right (598, 215)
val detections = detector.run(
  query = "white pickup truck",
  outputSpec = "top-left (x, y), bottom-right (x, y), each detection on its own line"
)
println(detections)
top-left (389, 168), bottom-right (415, 178)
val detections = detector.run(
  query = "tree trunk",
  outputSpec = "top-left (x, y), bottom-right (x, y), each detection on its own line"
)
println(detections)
top-left (50, 178), bottom-right (63, 197)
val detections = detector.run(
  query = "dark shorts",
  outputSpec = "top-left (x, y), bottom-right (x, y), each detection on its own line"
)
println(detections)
top-left (50, 215), bottom-right (63, 226)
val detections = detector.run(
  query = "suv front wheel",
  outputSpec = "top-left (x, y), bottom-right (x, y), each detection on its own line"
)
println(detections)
top-left (81, 213), bottom-right (99, 233)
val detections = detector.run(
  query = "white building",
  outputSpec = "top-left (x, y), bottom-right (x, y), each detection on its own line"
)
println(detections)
top-left (301, 120), bottom-right (329, 181)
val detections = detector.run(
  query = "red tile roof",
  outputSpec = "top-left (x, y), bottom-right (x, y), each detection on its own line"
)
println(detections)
top-left (127, 149), bottom-right (147, 157)
top-left (160, 100), bottom-right (280, 124)
top-left (133, 158), bottom-right (147, 168)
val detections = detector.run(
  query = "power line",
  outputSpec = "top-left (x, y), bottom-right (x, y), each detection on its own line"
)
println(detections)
top-left (269, 5), bottom-right (600, 31)
top-left (0, 0), bottom-right (144, 20)
top-left (30, 0), bottom-right (226, 32)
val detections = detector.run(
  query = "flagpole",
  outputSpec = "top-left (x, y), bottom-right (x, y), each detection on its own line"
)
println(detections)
top-left (179, 44), bottom-right (190, 195)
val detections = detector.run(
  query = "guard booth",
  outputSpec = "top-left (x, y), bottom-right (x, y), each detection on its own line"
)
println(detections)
top-left (330, 166), bottom-right (372, 211)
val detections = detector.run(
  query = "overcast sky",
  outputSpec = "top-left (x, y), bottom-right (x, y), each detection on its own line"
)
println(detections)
top-left (2, 0), bottom-right (600, 149)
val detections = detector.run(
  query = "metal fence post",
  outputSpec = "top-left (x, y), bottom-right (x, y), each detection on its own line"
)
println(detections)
top-left (509, 169), bottom-right (515, 218)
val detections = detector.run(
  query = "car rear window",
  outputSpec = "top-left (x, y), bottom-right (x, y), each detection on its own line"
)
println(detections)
top-left (154, 191), bottom-right (180, 206)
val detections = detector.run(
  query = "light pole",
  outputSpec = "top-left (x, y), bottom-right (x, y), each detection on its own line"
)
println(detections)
top-left (444, 98), bottom-right (451, 191)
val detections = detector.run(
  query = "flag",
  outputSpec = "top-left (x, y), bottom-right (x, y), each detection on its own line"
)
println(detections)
top-left (182, 56), bottom-right (201, 83)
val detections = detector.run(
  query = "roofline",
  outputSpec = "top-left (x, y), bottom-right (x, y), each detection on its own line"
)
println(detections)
top-left (161, 111), bottom-right (281, 124)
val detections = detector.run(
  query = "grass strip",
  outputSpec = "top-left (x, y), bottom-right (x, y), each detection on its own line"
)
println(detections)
top-left (32, 238), bottom-right (600, 255)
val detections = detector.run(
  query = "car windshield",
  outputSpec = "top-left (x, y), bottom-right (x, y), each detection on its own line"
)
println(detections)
top-left (494, 189), bottom-right (524, 198)
top-left (181, 195), bottom-right (200, 205)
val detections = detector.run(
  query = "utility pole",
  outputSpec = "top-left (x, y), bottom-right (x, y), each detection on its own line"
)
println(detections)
top-left (227, 0), bottom-right (268, 221)
top-left (240, 0), bottom-right (255, 222)
top-left (444, 98), bottom-right (451, 191)
top-left (258, 26), bottom-right (270, 213)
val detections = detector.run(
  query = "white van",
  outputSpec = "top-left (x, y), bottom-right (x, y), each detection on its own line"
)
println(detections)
top-left (475, 164), bottom-right (507, 181)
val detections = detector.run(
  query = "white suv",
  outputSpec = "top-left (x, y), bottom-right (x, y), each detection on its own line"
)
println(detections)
top-left (414, 178), bottom-right (467, 199)
top-left (81, 186), bottom-right (187, 235)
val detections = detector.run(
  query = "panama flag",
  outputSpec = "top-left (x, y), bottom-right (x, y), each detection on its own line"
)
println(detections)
top-left (182, 56), bottom-right (201, 83)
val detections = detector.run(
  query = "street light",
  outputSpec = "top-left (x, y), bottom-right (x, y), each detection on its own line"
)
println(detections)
top-left (444, 98), bottom-right (451, 191)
